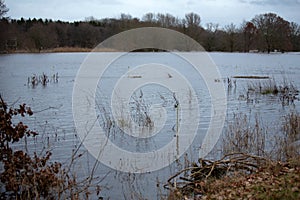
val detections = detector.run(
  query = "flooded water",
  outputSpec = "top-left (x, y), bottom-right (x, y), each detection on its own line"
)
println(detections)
top-left (0, 52), bottom-right (299, 199)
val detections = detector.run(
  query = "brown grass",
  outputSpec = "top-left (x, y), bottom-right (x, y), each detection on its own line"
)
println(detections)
top-left (167, 153), bottom-right (300, 200)
top-left (201, 160), bottom-right (300, 200)
top-left (44, 47), bottom-right (92, 52)
top-left (222, 113), bottom-right (266, 157)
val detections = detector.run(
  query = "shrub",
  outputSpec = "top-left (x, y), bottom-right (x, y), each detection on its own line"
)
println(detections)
top-left (0, 96), bottom-right (95, 199)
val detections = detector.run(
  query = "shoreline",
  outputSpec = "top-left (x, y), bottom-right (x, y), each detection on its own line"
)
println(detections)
top-left (2, 47), bottom-right (299, 54)
top-left (0, 47), bottom-right (118, 54)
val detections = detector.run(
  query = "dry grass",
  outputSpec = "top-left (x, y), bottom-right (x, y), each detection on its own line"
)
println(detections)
top-left (281, 112), bottom-right (300, 160)
top-left (166, 153), bottom-right (300, 200)
top-left (223, 111), bottom-right (300, 161)
top-left (222, 113), bottom-right (266, 157)
top-left (45, 47), bottom-right (92, 52)
top-left (201, 160), bottom-right (300, 200)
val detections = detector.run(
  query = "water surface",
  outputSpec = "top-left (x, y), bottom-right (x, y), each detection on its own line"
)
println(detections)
top-left (0, 52), bottom-right (299, 199)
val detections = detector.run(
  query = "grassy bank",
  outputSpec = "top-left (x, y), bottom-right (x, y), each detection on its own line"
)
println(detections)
top-left (42, 47), bottom-right (93, 53)
top-left (167, 154), bottom-right (300, 200)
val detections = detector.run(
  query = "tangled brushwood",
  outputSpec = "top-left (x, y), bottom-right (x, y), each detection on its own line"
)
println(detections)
top-left (165, 153), bottom-right (267, 197)
top-left (0, 96), bottom-right (94, 199)
top-left (166, 153), bottom-right (300, 199)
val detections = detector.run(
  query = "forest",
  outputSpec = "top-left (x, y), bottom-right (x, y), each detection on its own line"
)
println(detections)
top-left (1, 2), bottom-right (300, 53)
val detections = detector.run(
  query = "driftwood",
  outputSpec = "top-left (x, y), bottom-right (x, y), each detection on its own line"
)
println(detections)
top-left (164, 153), bottom-right (269, 194)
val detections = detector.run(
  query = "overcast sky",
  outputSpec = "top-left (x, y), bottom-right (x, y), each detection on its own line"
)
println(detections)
top-left (5, 0), bottom-right (300, 27)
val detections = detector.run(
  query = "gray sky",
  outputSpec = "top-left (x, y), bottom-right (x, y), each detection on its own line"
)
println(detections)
top-left (5, 0), bottom-right (300, 27)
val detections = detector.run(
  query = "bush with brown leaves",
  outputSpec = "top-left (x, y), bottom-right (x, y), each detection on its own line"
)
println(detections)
top-left (0, 96), bottom-right (92, 199)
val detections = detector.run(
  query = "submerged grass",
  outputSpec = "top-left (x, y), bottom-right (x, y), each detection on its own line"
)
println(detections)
top-left (222, 113), bottom-right (266, 157)
top-left (247, 78), bottom-right (299, 97)
top-left (281, 112), bottom-right (300, 161)
top-left (242, 78), bottom-right (300, 107)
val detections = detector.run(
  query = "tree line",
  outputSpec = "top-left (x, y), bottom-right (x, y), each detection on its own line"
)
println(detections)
top-left (1, 9), bottom-right (300, 53)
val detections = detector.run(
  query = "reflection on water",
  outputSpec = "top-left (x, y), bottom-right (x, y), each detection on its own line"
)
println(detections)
top-left (0, 52), bottom-right (299, 199)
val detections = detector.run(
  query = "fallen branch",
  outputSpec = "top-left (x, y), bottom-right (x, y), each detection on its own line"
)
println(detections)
top-left (165, 153), bottom-right (270, 195)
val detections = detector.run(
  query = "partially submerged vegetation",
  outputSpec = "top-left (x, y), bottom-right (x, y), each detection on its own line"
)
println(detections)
top-left (27, 72), bottom-right (59, 87)
top-left (245, 78), bottom-right (299, 105)
top-left (166, 78), bottom-right (300, 199)
top-left (232, 75), bottom-right (270, 79)
top-left (247, 79), bottom-right (298, 95)
top-left (2, 76), bottom-right (299, 199)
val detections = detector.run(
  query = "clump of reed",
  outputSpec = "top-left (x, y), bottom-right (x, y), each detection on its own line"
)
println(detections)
top-left (246, 79), bottom-right (299, 105)
top-left (27, 72), bottom-right (59, 87)
top-left (223, 111), bottom-right (300, 161)
top-left (279, 112), bottom-right (300, 161)
top-left (130, 90), bottom-right (154, 128)
top-left (97, 89), bottom-right (155, 137)
top-left (222, 113), bottom-right (266, 157)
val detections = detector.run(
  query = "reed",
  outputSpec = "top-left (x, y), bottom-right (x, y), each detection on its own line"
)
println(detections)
top-left (222, 113), bottom-right (266, 157)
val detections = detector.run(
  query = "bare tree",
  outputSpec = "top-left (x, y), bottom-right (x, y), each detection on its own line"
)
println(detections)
top-left (1, 11), bottom-right (298, 52)
top-left (242, 21), bottom-right (257, 52)
top-left (203, 23), bottom-right (219, 51)
top-left (184, 12), bottom-right (201, 28)
top-left (156, 13), bottom-right (176, 27)
top-left (0, 0), bottom-right (8, 18)
top-left (206, 23), bottom-right (219, 33)
top-left (120, 13), bottom-right (132, 21)
top-left (85, 16), bottom-right (97, 22)
top-left (182, 12), bottom-right (203, 43)
top-left (290, 22), bottom-right (300, 50)
top-left (252, 13), bottom-right (291, 53)
top-left (224, 23), bottom-right (238, 52)
top-left (142, 12), bottom-right (156, 23)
